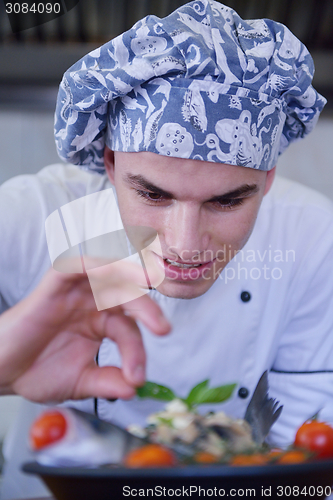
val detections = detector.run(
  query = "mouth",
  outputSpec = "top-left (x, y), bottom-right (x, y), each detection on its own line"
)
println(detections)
top-left (152, 253), bottom-right (216, 282)
top-left (164, 258), bottom-right (203, 269)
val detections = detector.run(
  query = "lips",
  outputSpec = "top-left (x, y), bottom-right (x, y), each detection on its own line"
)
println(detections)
top-left (153, 253), bottom-right (215, 281)
top-left (164, 258), bottom-right (202, 269)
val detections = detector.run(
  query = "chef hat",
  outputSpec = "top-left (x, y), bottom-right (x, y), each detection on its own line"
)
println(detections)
top-left (54, 0), bottom-right (326, 172)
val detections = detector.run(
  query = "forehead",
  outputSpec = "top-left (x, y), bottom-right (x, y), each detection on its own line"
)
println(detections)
top-left (114, 151), bottom-right (266, 198)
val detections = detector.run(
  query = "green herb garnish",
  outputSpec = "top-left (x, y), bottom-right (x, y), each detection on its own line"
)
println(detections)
top-left (136, 379), bottom-right (236, 410)
top-left (185, 379), bottom-right (236, 407)
top-left (136, 381), bottom-right (175, 401)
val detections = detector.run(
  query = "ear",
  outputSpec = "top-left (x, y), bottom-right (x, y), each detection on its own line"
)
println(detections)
top-left (104, 146), bottom-right (115, 184)
top-left (264, 166), bottom-right (276, 196)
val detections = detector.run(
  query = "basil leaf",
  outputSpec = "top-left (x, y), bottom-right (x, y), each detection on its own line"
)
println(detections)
top-left (185, 380), bottom-right (209, 407)
top-left (136, 381), bottom-right (175, 402)
top-left (136, 380), bottom-right (236, 408)
top-left (185, 381), bottom-right (236, 407)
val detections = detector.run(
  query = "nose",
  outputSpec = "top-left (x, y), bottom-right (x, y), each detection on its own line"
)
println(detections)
top-left (164, 203), bottom-right (210, 261)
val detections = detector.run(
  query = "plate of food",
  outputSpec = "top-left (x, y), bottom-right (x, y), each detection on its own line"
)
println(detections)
top-left (23, 373), bottom-right (333, 500)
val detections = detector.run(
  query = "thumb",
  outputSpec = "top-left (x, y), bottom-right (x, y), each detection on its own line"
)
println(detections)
top-left (73, 366), bottom-right (137, 400)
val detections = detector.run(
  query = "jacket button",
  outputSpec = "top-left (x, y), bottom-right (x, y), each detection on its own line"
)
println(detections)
top-left (238, 387), bottom-right (249, 399)
top-left (240, 291), bottom-right (251, 302)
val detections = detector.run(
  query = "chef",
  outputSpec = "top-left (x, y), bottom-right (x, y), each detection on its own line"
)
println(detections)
top-left (1, 1), bottom-right (333, 498)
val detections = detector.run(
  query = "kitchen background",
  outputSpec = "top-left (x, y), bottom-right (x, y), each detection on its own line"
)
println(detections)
top-left (0, 0), bottom-right (333, 476)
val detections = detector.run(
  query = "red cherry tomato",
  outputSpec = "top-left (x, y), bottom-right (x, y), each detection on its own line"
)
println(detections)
top-left (277, 450), bottom-right (309, 464)
top-left (194, 451), bottom-right (219, 464)
top-left (30, 410), bottom-right (67, 450)
top-left (294, 420), bottom-right (333, 459)
top-left (230, 453), bottom-right (269, 466)
top-left (124, 444), bottom-right (177, 467)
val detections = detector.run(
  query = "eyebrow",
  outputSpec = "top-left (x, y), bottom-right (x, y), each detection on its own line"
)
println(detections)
top-left (124, 174), bottom-right (259, 201)
top-left (207, 184), bottom-right (259, 202)
top-left (125, 174), bottom-right (174, 198)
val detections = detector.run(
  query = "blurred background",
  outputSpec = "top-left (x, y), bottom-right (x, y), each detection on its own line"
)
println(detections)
top-left (0, 0), bottom-right (333, 476)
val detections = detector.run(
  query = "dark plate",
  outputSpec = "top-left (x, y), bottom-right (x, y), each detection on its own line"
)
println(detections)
top-left (23, 460), bottom-right (333, 500)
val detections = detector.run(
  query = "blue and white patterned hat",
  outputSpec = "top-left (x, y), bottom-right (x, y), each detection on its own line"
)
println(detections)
top-left (54, 0), bottom-right (326, 172)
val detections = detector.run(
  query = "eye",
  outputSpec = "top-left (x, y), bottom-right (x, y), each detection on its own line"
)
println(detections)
top-left (136, 190), bottom-right (165, 203)
top-left (146, 192), bottom-right (162, 200)
top-left (212, 198), bottom-right (245, 210)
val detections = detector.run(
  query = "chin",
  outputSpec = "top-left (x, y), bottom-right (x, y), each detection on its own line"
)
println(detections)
top-left (155, 278), bottom-right (215, 300)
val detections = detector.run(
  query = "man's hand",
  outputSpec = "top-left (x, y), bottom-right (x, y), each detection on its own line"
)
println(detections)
top-left (0, 259), bottom-right (170, 403)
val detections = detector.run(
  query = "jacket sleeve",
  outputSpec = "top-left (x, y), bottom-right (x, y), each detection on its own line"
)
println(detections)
top-left (0, 165), bottom-right (90, 307)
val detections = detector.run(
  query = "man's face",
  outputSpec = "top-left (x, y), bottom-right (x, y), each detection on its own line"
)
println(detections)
top-left (105, 148), bottom-right (275, 299)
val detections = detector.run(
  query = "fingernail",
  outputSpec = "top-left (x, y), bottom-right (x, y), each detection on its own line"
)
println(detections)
top-left (133, 364), bottom-right (145, 384)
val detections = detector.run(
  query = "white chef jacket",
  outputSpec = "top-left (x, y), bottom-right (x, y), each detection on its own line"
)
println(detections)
top-left (1, 164), bottom-right (333, 499)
